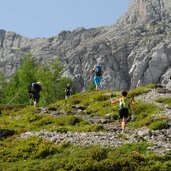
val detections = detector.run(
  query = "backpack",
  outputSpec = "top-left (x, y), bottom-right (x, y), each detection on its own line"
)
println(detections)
top-left (65, 86), bottom-right (71, 96)
top-left (29, 83), bottom-right (41, 94)
top-left (119, 97), bottom-right (129, 110)
top-left (95, 65), bottom-right (102, 76)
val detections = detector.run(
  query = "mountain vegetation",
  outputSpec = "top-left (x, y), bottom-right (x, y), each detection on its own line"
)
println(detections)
top-left (0, 84), bottom-right (171, 170)
top-left (0, 53), bottom-right (71, 105)
top-left (1, 0), bottom-right (171, 91)
top-left (0, 0), bottom-right (171, 170)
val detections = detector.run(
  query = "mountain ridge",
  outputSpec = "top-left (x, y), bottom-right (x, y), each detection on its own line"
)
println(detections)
top-left (1, 0), bottom-right (171, 91)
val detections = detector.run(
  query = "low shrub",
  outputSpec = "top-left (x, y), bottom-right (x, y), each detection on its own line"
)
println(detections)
top-left (149, 120), bottom-right (169, 130)
top-left (0, 129), bottom-right (16, 139)
top-left (156, 97), bottom-right (171, 106)
top-left (128, 86), bottom-right (150, 98)
top-left (128, 100), bottom-right (162, 128)
top-left (88, 147), bottom-right (108, 161)
top-left (0, 104), bottom-right (26, 112)
top-left (0, 140), bottom-right (171, 171)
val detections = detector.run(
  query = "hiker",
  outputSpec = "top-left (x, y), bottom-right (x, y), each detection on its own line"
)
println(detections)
top-left (90, 64), bottom-right (104, 91)
top-left (29, 82), bottom-right (42, 107)
top-left (65, 83), bottom-right (72, 100)
top-left (110, 91), bottom-right (131, 133)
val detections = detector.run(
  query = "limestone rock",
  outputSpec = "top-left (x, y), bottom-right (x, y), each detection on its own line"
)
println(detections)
top-left (1, 0), bottom-right (171, 91)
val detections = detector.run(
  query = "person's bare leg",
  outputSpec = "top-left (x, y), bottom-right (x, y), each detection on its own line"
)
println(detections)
top-left (121, 117), bottom-right (127, 132)
top-left (34, 101), bottom-right (36, 107)
top-left (96, 85), bottom-right (100, 91)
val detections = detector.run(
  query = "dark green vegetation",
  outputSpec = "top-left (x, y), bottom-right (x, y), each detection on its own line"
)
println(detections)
top-left (0, 138), bottom-right (170, 171)
top-left (0, 81), bottom-right (170, 170)
top-left (156, 97), bottom-right (171, 106)
top-left (0, 105), bottom-right (103, 133)
top-left (0, 53), bottom-right (71, 106)
top-left (0, 86), bottom-right (165, 134)
top-left (48, 85), bottom-right (163, 130)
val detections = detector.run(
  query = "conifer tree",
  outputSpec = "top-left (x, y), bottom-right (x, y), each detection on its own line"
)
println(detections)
top-left (0, 72), bottom-right (7, 103)
top-left (36, 58), bottom-right (71, 105)
top-left (3, 53), bottom-right (37, 104)
top-left (1, 54), bottom-right (72, 105)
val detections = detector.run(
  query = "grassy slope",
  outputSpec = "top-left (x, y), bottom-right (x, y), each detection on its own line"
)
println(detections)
top-left (0, 84), bottom-right (171, 170)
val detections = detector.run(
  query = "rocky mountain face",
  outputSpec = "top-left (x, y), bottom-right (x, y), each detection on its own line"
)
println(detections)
top-left (1, 0), bottom-right (171, 91)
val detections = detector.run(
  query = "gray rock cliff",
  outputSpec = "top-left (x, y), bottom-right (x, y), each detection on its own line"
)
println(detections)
top-left (1, 0), bottom-right (171, 91)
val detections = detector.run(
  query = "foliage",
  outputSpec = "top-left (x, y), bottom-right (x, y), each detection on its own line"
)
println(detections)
top-left (87, 80), bottom-right (96, 91)
top-left (89, 146), bottom-right (108, 161)
top-left (35, 59), bottom-right (72, 105)
top-left (156, 97), bottom-right (171, 106)
top-left (0, 105), bottom-right (104, 133)
top-left (0, 72), bottom-right (7, 103)
top-left (128, 84), bottom-right (155, 98)
top-left (0, 53), bottom-right (72, 105)
top-left (0, 84), bottom-right (170, 170)
top-left (2, 53), bottom-right (37, 104)
top-left (49, 90), bottom-right (118, 118)
top-left (0, 139), bottom-right (170, 171)
top-left (0, 104), bottom-right (26, 111)
top-left (50, 89), bottom-right (161, 128)
top-left (0, 129), bottom-right (16, 139)
top-left (128, 100), bottom-right (162, 128)
top-left (149, 120), bottom-right (169, 130)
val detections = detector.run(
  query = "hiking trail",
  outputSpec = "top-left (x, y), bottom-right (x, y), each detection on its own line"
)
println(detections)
top-left (21, 88), bottom-right (171, 154)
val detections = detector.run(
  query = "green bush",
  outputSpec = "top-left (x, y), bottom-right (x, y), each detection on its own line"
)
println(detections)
top-left (0, 104), bottom-right (26, 112)
top-left (149, 120), bottom-right (169, 130)
top-left (0, 140), bottom-right (171, 171)
top-left (128, 86), bottom-right (150, 98)
top-left (156, 97), bottom-right (171, 106)
top-left (89, 147), bottom-right (108, 161)
top-left (129, 101), bottom-right (162, 128)
top-left (0, 129), bottom-right (16, 139)
top-left (69, 116), bottom-right (81, 125)
top-left (26, 114), bottom-right (43, 123)
top-left (34, 143), bottom-right (59, 159)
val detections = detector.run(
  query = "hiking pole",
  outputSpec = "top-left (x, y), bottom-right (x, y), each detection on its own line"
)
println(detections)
top-left (130, 97), bottom-right (135, 121)
top-left (131, 109), bottom-right (135, 121)
top-left (7, 91), bottom-right (20, 105)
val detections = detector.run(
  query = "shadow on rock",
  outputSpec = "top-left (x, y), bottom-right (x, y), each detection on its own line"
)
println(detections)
top-left (0, 129), bottom-right (16, 139)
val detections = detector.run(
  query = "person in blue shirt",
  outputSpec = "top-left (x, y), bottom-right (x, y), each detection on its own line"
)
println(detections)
top-left (90, 64), bottom-right (104, 91)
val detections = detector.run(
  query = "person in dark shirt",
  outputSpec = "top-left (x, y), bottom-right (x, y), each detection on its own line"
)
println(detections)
top-left (65, 83), bottom-right (71, 100)
top-left (29, 82), bottom-right (42, 107)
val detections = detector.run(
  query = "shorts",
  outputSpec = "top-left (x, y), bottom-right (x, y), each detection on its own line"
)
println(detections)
top-left (94, 76), bottom-right (102, 87)
top-left (119, 108), bottom-right (129, 119)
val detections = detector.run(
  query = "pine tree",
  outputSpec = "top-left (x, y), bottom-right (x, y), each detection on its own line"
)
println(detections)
top-left (4, 53), bottom-right (37, 104)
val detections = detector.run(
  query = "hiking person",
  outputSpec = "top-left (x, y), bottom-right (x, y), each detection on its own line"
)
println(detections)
top-left (90, 64), bottom-right (104, 91)
top-left (65, 83), bottom-right (72, 100)
top-left (110, 91), bottom-right (131, 133)
top-left (29, 82), bottom-right (42, 107)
